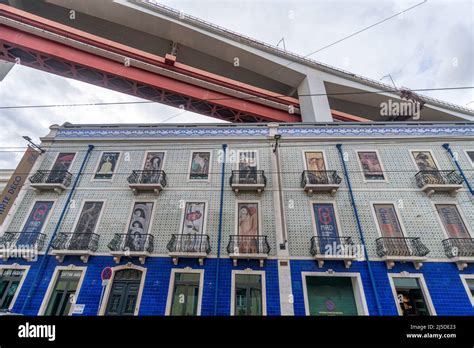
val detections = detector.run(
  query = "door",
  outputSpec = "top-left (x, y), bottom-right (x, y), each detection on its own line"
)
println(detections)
top-left (126, 202), bottom-right (154, 251)
top-left (0, 269), bottom-right (24, 310)
top-left (306, 277), bottom-right (358, 316)
top-left (47, 153), bottom-right (75, 183)
top-left (16, 201), bottom-right (54, 248)
top-left (238, 151), bottom-right (257, 184)
top-left (44, 270), bottom-right (82, 316)
top-left (313, 203), bottom-right (340, 255)
top-left (69, 202), bottom-right (103, 250)
top-left (234, 274), bottom-right (263, 316)
top-left (373, 204), bottom-right (410, 255)
top-left (393, 278), bottom-right (430, 316)
top-left (237, 203), bottom-right (259, 253)
top-left (305, 151), bottom-right (327, 184)
top-left (105, 269), bottom-right (142, 316)
top-left (169, 273), bottom-right (200, 316)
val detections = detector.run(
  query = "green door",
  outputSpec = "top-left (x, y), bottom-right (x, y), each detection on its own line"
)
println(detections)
top-left (306, 277), bottom-right (358, 316)
top-left (105, 269), bottom-right (141, 316)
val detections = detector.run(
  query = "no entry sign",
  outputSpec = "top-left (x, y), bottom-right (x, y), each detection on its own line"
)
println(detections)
top-left (101, 267), bottom-right (112, 281)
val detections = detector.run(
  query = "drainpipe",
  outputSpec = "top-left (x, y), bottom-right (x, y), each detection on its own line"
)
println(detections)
top-left (20, 144), bottom-right (95, 314)
top-left (442, 143), bottom-right (474, 196)
top-left (336, 144), bottom-right (382, 316)
top-left (213, 144), bottom-right (227, 316)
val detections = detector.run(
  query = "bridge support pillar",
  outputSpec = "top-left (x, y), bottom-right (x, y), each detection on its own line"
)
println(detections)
top-left (297, 75), bottom-right (333, 122)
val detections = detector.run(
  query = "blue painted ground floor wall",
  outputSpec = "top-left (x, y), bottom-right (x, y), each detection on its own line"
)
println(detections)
top-left (1, 256), bottom-right (473, 316)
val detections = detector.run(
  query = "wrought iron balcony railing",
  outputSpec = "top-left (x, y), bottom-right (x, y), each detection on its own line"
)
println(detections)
top-left (415, 170), bottom-right (463, 188)
top-left (310, 236), bottom-right (354, 256)
top-left (127, 170), bottom-right (167, 186)
top-left (167, 233), bottom-right (211, 254)
top-left (107, 233), bottom-right (154, 253)
top-left (301, 170), bottom-right (342, 186)
top-left (51, 232), bottom-right (99, 252)
top-left (229, 170), bottom-right (267, 186)
top-left (376, 237), bottom-right (429, 258)
top-left (227, 235), bottom-right (270, 255)
top-left (29, 170), bottom-right (72, 187)
top-left (0, 232), bottom-right (47, 251)
top-left (442, 238), bottom-right (474, 258)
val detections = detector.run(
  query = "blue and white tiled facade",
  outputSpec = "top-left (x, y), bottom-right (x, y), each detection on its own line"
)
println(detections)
top-left (1, 122), bottom-right (473, 316)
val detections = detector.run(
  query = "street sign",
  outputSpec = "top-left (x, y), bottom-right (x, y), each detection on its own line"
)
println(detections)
top-left (101, 267), bottom-right (112, 280)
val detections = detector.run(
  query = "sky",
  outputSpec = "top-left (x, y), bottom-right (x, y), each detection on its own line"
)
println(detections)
top-left (0, 0), bottom-right (473, 169)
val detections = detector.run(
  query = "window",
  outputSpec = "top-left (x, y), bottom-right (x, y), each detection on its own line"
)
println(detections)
top-left (305, 277), bottom-right (358, 316)
top-left (169, 272), bottom-right (201, 316)
top-left (47, 153), bottom-right (75, 183)
top-left (69, 201), bottom-right (103, 249)
top-left (94, 152), bottom-right (120, 180)
top-left (357, 151), bottom-right (385, 181)
top-left (311, 203), bottom-right (340, 254)
top-left (460, 276), bottom-right (474, 306)
top-left (465, 150), bottom-right (474, 167)
top-left (411, 151), bottom-right (438, 171)
top-left (373, 204), bottom-right (404, 238)
top-left (435, 204), bottom-right (471, 238)
top-left (189, 152), bottom-right (211, 180)
top-left (181, 202), bottom-right (206, 234)
top-left (304, 151), bottom-right (328, 184)
top-left (0, 269), bottom-right (25, 310)
top-left (233, 273), bottom-right (264, 316)
top-left (391, 277), bottom-right (431, 316)
top-left (238, 150), bottom-right (258, 184)
top-left (44, 270), bottom-right (82, 316)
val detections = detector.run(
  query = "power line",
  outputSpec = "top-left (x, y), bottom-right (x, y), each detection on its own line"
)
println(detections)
top-left (0, 86), bottom-right (472, 110)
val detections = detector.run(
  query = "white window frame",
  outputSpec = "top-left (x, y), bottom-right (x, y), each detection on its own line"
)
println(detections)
top-left (301, 271), bottom-right (369, 316)
top-left (38, 265), bottom-right (87, 315)
top-left (302, 149), bottom-right (329, 171)
top-left (431, 201), bottom-right (473, 239)
top-left (370, 201), bottom-right (408, 238)
top-left (355, 149), bottom-right (388, 183)
top-left (91, 151), bottom-right (122, 182)
top-left (0, 264), bottom-right (30, 311)
top-left (178, 200), bottom-right (208, 235)
top-left (165, 268), bottom-right (204, 316)
top-left (460, 274), bottom-right (474, 307)
top-left (187, 150), bottom-right (212, 182)
top-left (387, 273), bottom-right (437, 316)
top-left (408, 149), bottom-right (441, 171)
top-left (463, 149), bottom-right (474, 168)
top-left (98, 264), bottom-right (147, 316)
top-left (235, 200), bottom-right (262, 236)
top-left (231, 269), bottom-right (266, 316)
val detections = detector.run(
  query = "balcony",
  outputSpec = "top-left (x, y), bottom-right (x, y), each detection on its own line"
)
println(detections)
top-left (301, 170), bottom-right (341, 196)
top-left (0, 232), bottom-right (46, 261)
top-left (415, 170), bottom-right (463, 197)
top-left (29, 170), bottom-right (72, 193)
top-left (127, 170), bottom-right (167, 195)
top-left (442, 238), bottom-right (474, 270)
top-left (310, 236), bottom-right (357, 268)
top-left (51, 232), bottom-right (99, 263)
top-left (107, 233), bottom-right (154, 264)
top-left (227, 235), bottom-right (270, 267)
top-left (376, 237), bottom-right (430, 270)
top-left (229, 170), bottom-right (266, 195)
top-left (166, 234), bottom-right (211, 265)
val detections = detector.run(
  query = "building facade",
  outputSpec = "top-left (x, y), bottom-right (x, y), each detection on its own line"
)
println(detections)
top-left (0, 122), bottom-right (473, 316)
top-left (0, 169), bottom-right (13, 192)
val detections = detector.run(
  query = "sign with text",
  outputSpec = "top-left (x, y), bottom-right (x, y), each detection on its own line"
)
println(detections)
top-left (0, 147), bottom-right (40, 226)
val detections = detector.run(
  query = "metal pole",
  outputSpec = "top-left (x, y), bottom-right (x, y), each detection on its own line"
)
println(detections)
top-left (442, 143), bottom-right (474, 195)
top-left (213, 144), bottom-right (227, 315)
